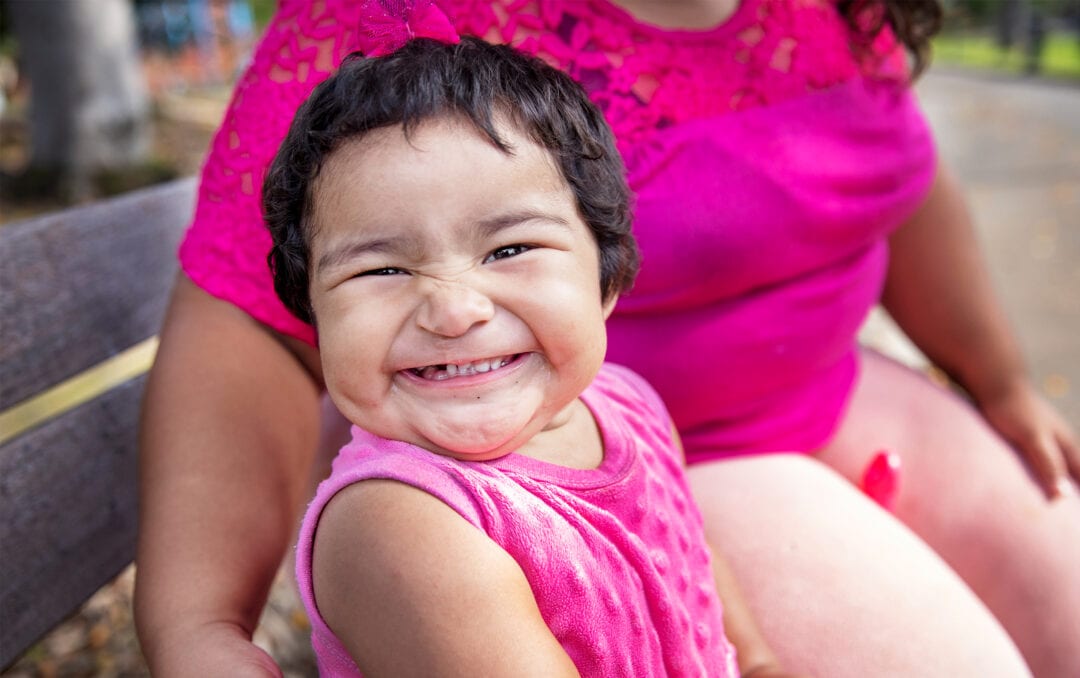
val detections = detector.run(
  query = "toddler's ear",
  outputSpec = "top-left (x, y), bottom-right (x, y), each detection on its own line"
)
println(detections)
top-left (602, 294), bottom-right (619, 320)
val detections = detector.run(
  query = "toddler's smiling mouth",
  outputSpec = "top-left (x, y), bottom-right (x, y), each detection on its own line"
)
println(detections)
top-left (408, 354), bottom-right (523, 381)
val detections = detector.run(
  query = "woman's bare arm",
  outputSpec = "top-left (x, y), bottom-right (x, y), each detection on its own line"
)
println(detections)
top-left (883, 163), bottom-right (1079, 497)
top-left (134, 275), bottom-right (323, 676)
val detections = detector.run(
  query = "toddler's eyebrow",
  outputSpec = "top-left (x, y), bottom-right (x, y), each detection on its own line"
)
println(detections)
top-left (315, 236), bottom-right (404, 275)
top-left (473, 209), bottom-right (572, 239)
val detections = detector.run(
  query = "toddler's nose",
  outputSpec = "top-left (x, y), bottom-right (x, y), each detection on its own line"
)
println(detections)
top-left (415, 279), bottom-right (495, 337)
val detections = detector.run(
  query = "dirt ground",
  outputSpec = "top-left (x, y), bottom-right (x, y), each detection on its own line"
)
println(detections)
top-left (2, 565), bottom-right (317, 678)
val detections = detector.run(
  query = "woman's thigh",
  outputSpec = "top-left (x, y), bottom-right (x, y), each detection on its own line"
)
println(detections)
top-left (686, 454), bottom-right (1030, 677)
top-left (817, 350), bottom-right (1080, 676)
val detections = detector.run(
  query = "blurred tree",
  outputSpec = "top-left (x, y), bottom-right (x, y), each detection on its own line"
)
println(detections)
top-left (1025, 9), bottom-right (1047, 74)
top-left (5, 0), bottom-right (150, 200)
top-left (996, 0), bottom-right (1025, 49)
top-left (950, 0), bottom-right (998, 22)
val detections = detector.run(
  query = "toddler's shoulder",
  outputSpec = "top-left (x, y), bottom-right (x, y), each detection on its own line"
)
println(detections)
top-left (592, 362), bottom-right (671, 420)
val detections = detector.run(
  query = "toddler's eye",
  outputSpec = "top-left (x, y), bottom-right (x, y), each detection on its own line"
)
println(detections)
top-left (357, 267), bottom-right (405, 277)
top-left (484, 245), bottom-right (532, 263)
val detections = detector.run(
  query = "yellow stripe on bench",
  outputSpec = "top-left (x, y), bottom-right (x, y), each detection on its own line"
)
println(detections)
top-left (0, 336), bottom-right (159, 446)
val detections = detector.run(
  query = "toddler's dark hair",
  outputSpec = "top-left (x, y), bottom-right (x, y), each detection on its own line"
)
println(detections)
top-left (264, 36), bottom-right (639, 324)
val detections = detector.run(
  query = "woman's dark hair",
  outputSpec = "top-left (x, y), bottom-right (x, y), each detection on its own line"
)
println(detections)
top-left (840, 0), bottom-right (943, 78)
top-left (264, 36), bottom-right (638, 325)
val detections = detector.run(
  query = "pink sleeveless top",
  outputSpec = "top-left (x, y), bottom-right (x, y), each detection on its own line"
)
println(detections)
top-left (178, 0), bottom-right (936, 460)
top-left (295, 364), bottom-right (738, 677)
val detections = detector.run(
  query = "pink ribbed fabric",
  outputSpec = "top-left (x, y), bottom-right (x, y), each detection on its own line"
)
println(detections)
top-left (178, 0), bottom-right (936, 459)
top-left (295, 364), bottom-right (738, 676)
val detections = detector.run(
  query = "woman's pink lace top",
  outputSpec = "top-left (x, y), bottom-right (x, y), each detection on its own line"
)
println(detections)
top-left (296, 364), bottom-right (738, 676)
top-left (178, 0), bottom-right (936, 459)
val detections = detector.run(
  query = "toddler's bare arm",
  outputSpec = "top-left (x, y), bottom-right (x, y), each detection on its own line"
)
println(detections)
top-left (315, 478), bottom-right (580, 677)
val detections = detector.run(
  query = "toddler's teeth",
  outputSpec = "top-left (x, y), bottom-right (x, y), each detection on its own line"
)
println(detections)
top-left (412, 354), bottom-right (516, 380)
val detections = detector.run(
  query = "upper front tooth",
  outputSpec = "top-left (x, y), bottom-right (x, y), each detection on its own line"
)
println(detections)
top-left (434, 356), bottom-right (510, 377)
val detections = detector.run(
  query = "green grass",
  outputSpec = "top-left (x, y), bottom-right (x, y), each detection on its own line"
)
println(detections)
top-left (933, 32), bottom-right (1080, 79)
top-left (249, 0), bottom-right (277, 31)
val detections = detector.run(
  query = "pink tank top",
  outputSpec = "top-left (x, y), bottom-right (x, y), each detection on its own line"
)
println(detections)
top-left (295, 364), bottom-right (738, 676)
top-left (178, 0), bottom-right (936, 460)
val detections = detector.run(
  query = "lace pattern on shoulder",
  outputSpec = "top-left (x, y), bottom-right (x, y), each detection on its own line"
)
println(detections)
top-left (208, 0), bottom-right (896, 203)
top-left (451, 0), bottom-right (900, 146)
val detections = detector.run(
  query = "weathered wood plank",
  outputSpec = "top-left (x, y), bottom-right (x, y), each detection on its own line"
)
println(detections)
top-left (0, 377), bottom-right (143, 667)
top-left (0, 179), bottom-right (198, 665)
top-left (0, 178), bottom-right (196, 410)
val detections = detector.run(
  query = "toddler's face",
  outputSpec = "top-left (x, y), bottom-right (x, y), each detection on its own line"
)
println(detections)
top-left (308, 117), bottom-right (612, 461)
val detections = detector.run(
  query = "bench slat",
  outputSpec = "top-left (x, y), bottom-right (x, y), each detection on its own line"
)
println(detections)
top-left (1, 178), bottom-right (198, 666)
top-left (0, 178), bottom-right (197, 411)
top-left (0, 378), bottom-right (143, 666)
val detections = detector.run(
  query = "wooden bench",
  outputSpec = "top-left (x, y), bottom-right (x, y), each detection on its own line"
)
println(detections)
top-left (0, 177), bottom-right (197, 667)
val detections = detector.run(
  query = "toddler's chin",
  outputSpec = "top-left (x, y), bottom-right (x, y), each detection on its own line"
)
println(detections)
top-left (405, 391), bottom-right (549, 460)
top-left (421, 427), bottom-right (525, 462)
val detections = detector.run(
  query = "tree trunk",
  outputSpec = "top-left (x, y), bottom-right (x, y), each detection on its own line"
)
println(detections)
top-left (7, 0), bottom-right (151, 199)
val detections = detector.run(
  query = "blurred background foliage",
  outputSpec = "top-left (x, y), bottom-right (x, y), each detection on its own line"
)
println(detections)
top-left (938, 0), bottom-right (1080, 78)
top-left (0, 0), bottom-right (274, 219)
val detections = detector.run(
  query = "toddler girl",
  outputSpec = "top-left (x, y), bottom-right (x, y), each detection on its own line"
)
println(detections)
top-left (263, 24), bottom-right (798, 678)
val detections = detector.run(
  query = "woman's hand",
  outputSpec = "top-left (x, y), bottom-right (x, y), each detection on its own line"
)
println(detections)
top-left (978, 378), bottom-right (1080, 500)
top-left (148, 620), bottom-right (283, 678)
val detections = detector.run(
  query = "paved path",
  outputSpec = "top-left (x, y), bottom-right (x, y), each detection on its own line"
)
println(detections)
top-left (867, 69), bottom-right (1080, 431)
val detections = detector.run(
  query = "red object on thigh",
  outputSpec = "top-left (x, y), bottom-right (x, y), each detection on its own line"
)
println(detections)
top-left (861, 449), bottom-right (902, 511)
